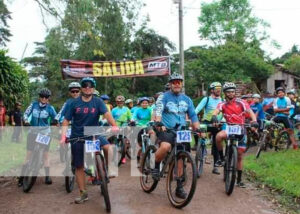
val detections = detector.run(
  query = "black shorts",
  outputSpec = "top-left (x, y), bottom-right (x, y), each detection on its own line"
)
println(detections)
top-left (273, 116), bottom-right (293, 129)
top-left (156, 130), bottom-right (190, 152)
top-left (27, 132), bottom-right (51, 152)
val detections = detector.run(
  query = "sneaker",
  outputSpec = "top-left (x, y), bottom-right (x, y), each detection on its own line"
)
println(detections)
top-left (236, 182), bottom-right (246, 188)
top-left (75, 190), bottom-right (89, 204)
top-left (18, 177), bottom-right (23, 187)
top-left (214, 160), bottom-right (223, 167)
top-left (151, 168), bottom-right (160, 181)
top-left (45, 176), bottom-right (52, 185)
top-left (175, 185), bottom-right (187, 199)
top-left (212, 167), bottom-right (220, 175)
top-left (121, 157), bottom-right (126, 164)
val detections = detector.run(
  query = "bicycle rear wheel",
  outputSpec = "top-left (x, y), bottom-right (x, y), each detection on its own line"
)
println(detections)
top-left (256, 131), bottom-right (267, 159)
top-left (195, 141), bottom-right (204, 178)
top-left (225, 145), bottom-right (237, 195)
top-left (140, 145), bottom-right (158, 193)
top-left (166, 151), bottom-right (197, 208)
top-left (96, 154), bottom-right (111, 212)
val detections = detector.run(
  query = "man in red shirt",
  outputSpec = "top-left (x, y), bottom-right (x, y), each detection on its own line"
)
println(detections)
top-left (211, 82), bottom-right (257, 188)
top-left (0, 99), bottom-right (6, 141)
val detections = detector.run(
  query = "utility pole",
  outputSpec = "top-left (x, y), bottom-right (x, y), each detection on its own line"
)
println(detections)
top-left (174, 0), bottom-right (185, 92)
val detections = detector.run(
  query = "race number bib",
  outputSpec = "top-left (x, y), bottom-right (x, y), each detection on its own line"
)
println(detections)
top-left (226, 125), bottom-right (242, 135)
top-left (66, 128), bottom-right (71, 138)
top-left (36, 133), bottom-right (51, 145)
top-left (85, 140), bottom-right (101, 153)
top-left (176, 130), bottom-right (192, 143)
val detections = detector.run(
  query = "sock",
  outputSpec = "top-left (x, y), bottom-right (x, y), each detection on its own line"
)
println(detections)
top-left (219, 150), bottom-right (224, 161)
top-left (237, 170), bottom-right (242, 183)
top-left (155, 161), bottom-right (160, 169)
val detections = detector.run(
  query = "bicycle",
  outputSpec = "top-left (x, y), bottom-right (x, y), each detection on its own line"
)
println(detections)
top-left (222, 123), bottom-right (251, 195)
top-left (67, 134), bottom-right (111, 212)
top-left (140, 123), bottom-right (197, 208)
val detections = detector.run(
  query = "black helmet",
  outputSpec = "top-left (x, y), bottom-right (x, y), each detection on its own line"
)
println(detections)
top-left (39, 88), bottom-right (51, 97)
top-left (275, 87), bottom-right (285, 94)
top-left (168, 73), bottom-right (183, 82)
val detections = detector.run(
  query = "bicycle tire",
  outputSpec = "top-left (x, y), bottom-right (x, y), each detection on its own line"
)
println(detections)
top-left (166, 151), bottom-right (197, 208)
top-left (275, 131), bottom-right (292, 151)
top-left (113, 138), bottom-right (125, 167)
top-left (256, 131), bottom-right (267, 159)
top-left (225, 145), bottom-right (237, 195)
top-left (96, 154), bottom-right (111, 212)
top-left (195, 141), bottom-right (204, 178)
top-left (140, 145), bottom-right (158, 193)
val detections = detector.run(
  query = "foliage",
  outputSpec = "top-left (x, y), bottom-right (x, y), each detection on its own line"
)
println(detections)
top-left (284, 54), bottom-right (300, 76)
top-left (273, 45), bottom-right (300, 65)
top-left (0, 50), bottom-right (29, 110)
top-left (198, 0), bottom-right (269, 46)
top-left (244, 150), bottom-right (300, 198)
top-left (0, 0), bottom-right (12, 47)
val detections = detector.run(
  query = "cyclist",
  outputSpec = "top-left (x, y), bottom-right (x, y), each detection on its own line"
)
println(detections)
top-left (11, 102), bottom-right (23, 143)
top-left (18, 88), bottom-right (57, 187)
top-left (0, 98), bottom-right (6, 141)
top-left (93, 89), bottom-right (100, 97)
top-left (287, 89), bottom-right (297, 117)
top-left (273, 87), bottom-right (298, 150)
top-left (133, 97), bottom-right (153, 165)
top-left (61, 77), bottom-right (118, 204)
top-left (195, 82), bottom-right (223, 174)
top-left (154, 73), bottom-right (199, 199)
top-left (211, 82), bottom-right (258, 188)
top-left (55, 82), bottom-right (81, 124)
top-left (100, 94), bottom-right (113, 112)
top-left (130, 98), bottom-right (140, 114)
top-left (148, 97), bottom-right (156, 112)
top-left (125, 99), bottom-right (134, 110)
top-left (250, 94), bottom-right (265, 132)
top-left (111, 95), bottom-right (133, 164)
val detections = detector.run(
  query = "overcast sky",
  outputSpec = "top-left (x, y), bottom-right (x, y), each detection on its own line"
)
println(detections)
top-left (6, 0), bottom-right (300, 61)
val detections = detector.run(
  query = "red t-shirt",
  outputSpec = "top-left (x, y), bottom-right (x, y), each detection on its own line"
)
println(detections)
top-left (217, 98), bottom-right (250, 124)
top-left (0, 106), bottom-right (6, 127)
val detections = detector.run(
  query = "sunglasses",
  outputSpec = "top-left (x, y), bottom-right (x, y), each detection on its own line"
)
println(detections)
top-left (81, 82), bottom-right (94, 88)
top-left (70, 90), bottom-right (80, 94)
top-left (40, 95), bottom-right (50, 99)
top-left (171, 80), bottom-right (182, 85)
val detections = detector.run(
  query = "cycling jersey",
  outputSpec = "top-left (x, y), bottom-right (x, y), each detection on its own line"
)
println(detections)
top-left (133, 107), bottom-right (152, 126)
top-left (64, 96), bottom-right (107, 138)
top-left (111, 106), bottom-right (132, 126)
top-left (217, 98), bottom-right (250, 124)
top-left (155, 91), bottom-right (198, 129)
top-left (55, 98), bottom-right (74, 123)
top-left (250, 103), bottom-right (265, 120)
top-left (273, 97), bottom-right (292, 117)
top-left (195, 96), bottom-right (222, 121)
top-left (130, 106), bottom-right (139, 114)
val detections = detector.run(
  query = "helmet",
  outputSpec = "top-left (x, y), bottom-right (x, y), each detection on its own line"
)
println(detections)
top-left (149, 97), bottom-right (155, 103)
top-left (100, 94), bottom-right (110, 100)
top-left (125, 99), bottom-right (133, 104)
top-left (222, 82), bottom-right (236, 92)
top-left (209, 82), bottom-right (222, 89)
top-left (139, 97), bottom-right (150, 103)
top-left (275, 87), bottom-right (285, 94)
top-left (252, 94), bottom-right (261, 99)
top-left (287, 89), bottom-right (296, 95)
top-left (68, 82), bottom-right (81, 89)
top-left (93, 90), bottom-right (100, 96)
top-left (115, 95), bottom-right (125, 102)
top-left (168, 73), bottom-right (183, 82)
top-left (80, 77), bottom-right (96, 87)
top-left (39, 88), bottom-right (51, 97)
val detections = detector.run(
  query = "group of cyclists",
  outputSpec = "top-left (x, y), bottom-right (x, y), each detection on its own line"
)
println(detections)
top-left (16, 73), bottom-right (299, 206)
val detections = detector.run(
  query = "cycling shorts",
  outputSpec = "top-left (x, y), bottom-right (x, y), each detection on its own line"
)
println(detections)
top-left (273, 116), bottom-right (293, 129)
top-left (156, 130), bottom-right (190, 152)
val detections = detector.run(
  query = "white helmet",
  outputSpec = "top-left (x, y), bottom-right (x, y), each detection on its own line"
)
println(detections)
top-left (223, 82), bottom-right (236, 92)
top-left (68, 82), bottom-right (81, 89)
top-left (252, 94), bottom-right (261, 99)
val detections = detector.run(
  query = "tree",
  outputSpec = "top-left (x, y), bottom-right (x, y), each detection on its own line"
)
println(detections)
top-left (273, 45), bottom-right (300, 64)
top-left (0, 0), bottom-right (12, 46)
top-left (0, 50), bottom-right (29, 109)
top-left (284, 54), bottom-right (300, 75)
top-left (198, 0), bottom-right (270, 46)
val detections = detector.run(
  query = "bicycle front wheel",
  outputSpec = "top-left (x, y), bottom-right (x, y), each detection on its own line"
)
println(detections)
top-left (166, 151), bottom-right (197, 209)
top-left (96, 154), bottom-right (111, 212)
top-left (224, 145), bottom-right (237, 195)
top-left (256, 131), bottom-right (267, 159)
top-left (195, 141), bottom-right (204, 178)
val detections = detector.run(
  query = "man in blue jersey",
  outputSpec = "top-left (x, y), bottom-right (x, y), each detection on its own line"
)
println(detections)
top-left (61, 77), bottom-right (118, 204)
top-left (18, 88), bottom-right (57, 187)
top-left (195, 82), bottom-right (223, 174)
top-left (250, 94), bottom-right (265, 132)
top-left (154, 73), bottom-right (200, 199)
top-left (273, 87), bottom-right (298, 150)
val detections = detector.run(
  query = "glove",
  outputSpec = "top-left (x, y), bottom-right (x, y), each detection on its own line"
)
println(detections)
top-left (251, 121), bottom-right (259, 128)
top-left (211, 115), bottom-right (218, 124)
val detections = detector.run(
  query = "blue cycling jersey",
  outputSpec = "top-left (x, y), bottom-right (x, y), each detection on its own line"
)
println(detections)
top-left (273, 97), bottom-right (292, 117)
top-left (55, 98), bottom-right (74, 123)
top-left (133, 107), bottom-right (152, 126)
top-left (155, 91), bottom-right (198, 129)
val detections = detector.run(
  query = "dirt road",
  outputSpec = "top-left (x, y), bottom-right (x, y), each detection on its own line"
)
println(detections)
top-left (0, 155), bottom-right (281, 214)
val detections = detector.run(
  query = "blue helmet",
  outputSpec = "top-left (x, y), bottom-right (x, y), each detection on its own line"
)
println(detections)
top-left (100, 94), bottom-right (110, 100)
top-left (80, 77), bottom-right (96, 87)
